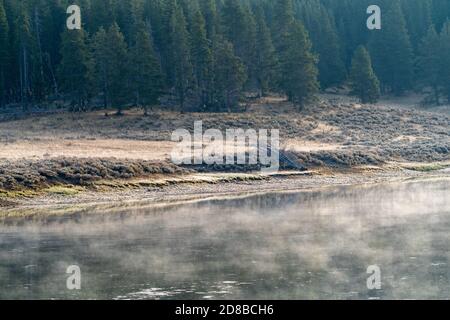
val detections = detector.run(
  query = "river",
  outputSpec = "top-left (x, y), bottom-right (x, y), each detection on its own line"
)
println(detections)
top-left (1, 178), bottom-right (449, 299)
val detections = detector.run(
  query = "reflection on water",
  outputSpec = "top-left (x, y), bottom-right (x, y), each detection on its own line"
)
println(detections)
top-left (1, 178), bottom-right (450, 300)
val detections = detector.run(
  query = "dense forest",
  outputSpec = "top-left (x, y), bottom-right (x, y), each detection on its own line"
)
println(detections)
top-left (0, 0), bottom-right (450, 113)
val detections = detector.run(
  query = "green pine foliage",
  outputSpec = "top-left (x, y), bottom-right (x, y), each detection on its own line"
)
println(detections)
top-left (58, 29), bottom-right (93, 110)
top-left (0, 0), bottom-right (9, 106)
top-left (212, 38), bottom-right (247, 112)
top-left (92, 23), bottom-right (129, 114)
top-left (349, 45), bottom-right (380, 104)
top-left (1, 0), bottom-right (450, 112)
top-left (221, 0), bottom-right (256, 87)
top-left (298, 0), bottom-right (346, 88)
top-left (418, 26), bottom-right (441, 104)
top-left (129, 22), bottom-right (163, 114)
top-left (272, 0), bottom-right (295, 43)
top-left (190, 10), bottom-right (213, 110)
top-left (278, 21), bottom-right (319, 108)
top-left (254, 6), bottom-right (277, 97)
top-left (439, 21), bottom-right (450, 103)
top-left (369, 1), bottom-right (414, 95)
top-left (14, 7), bottom-right (35, 110)
top-left (169, 3), bottom-right (194, 109)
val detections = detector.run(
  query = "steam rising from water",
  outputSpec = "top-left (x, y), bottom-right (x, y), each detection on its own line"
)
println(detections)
top-left (0, 178), bottom-right (449, 299)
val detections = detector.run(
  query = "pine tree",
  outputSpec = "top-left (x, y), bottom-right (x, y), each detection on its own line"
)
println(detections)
top-left (278, 21), bottom-right (319, 108)
top-left (40, 0), bottom-right (66, 96)
top-left (91, 27), bottom-right (108, 108)
top-left (116, 0), bottom-right (145, 46)
top-left (14, 7), bottom-right (35, 110)
top-left (58, 29), bottom-right (93, 111)
top-left (129, 22), bottom-right (163, 115)
top-left (439, 21), bottom-right (450, 103)
top-left (32, 4), bottom-right (50, 102)
top-left (221, 0), bottom-right (256, 86)
top-left (349, 46), bottom-right (380, 104)
top-left (158, 0), bottom-right (178, 87)
top-left (402, 0), bottom-right (432, 52)
top-left (329, 0), bottom-right (370, 68)
top-left (369, 1), bottom-right (414, 95)
top-left (272, 0), bottom-right (294, 44)
top-left (254, 6), bottom-right (277, 97)
top-left (299, 0), bottom-right (346, 88)
top-left (2, 0), bottom-right (450, 113)
top-left (92, 24), bottom-right (129, 114)
top-left (212, 38), bottom-right (246, 112)
top-left (431, 0), bottom-right (450, 32)
top-left (0, 0), bottom-right (9, 106)
top-left (89, 0), bottom-right (115, 32)
top-left (418, 26), bottom-right (441, 105)
top-left (190, 10), bottom-right (213, 110)
top-left (169, 3), bottom-right (193, 109)
top-left (199, 0), bottom-right (219, 39)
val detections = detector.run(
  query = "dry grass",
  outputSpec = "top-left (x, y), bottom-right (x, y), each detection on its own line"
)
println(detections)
top-left (0, 94), bottom-right (448, 195)
top-left (0, 139), bottom-right (175, 160)
top-left (0, 158), bottom-right (189, 191)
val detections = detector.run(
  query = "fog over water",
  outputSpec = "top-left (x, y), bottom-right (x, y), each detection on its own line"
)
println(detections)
top-left (0, 178), bottom-right (449, 299)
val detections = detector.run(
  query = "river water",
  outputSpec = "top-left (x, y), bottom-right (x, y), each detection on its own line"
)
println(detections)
top-left (1, 178), bottom-right (449, 300)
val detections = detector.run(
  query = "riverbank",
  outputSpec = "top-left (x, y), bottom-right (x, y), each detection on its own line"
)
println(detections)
top-left (1, 164), bottom-right (450, 221)
top-left (0, 94), bottom-right (449, 217)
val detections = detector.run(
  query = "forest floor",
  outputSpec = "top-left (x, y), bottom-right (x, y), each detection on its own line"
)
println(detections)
top-left (0, 93), bottom-right (449, 216)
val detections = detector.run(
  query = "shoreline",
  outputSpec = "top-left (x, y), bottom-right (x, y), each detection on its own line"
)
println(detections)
top-left (1, 93), bottom-right (448, 220)
top-left (2, 164), bottom-right (449, 220)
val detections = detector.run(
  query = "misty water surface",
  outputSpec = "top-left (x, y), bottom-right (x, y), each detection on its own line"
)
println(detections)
top-left (0, 178), bottom-right (450, 299)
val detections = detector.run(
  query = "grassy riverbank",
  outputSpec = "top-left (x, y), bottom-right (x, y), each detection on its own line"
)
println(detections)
top-left (0, 94), bottom-right (449, 213)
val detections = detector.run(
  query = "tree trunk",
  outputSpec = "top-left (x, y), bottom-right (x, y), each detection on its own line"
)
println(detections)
top-left (46, 53), bottom-right (59, 96)
top-left (20, 45), bottom-right (29, 112)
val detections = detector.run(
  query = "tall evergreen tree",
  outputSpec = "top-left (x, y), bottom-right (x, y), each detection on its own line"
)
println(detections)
top-left (439, 20), bottom-right (450, 103)
top-left (254, 6), bottom-right (277, 97)
top-left (116, 0), bottom-right (145, 46)
top-left (418, 25), bottom-right (441, 105)
top-left (190, 10), bottom-right (213, 110)
top-left (298, 0), bottom-right (346, 88)
top-left (431, 0), bottom-right (450, 32)
top-left (369, 1), bottom-right (414, 95)
top-left (58, 29), bottom-right (93, 111)
top-left (1, 0), bottom-right (448, 114)
top-left (212, 38), bottom-right (247, 112)
top-left (349, 46), bottom-right (380, 104)
top-left (92, 24), bottom-right (129, 114)
top-left (31, 4), bottom-right (50, 101)
top-left (129, 22), bottom-right (163, 115)
top-left (40, 0), bottom-right (65, 96)
top-left (169, 3), bottom-right (193, 109)
top-left (199, 0), bottom-right (219, 39)
top-left (272, 0), bottom-right (294, 43)
top-left (221, 0), bottom-right (256, 87)
top-left (89, 0), bottom-right (115, 32)
top-left (158, 0), bottom-right (178, 86)
top-left (278, 21), bottom-right (319, 108)
top-left (14, 7), bottom-right (35, 110)
top-left (402, 0), bottom-right (432, 52)
top-left (0, 0), bottom-right (9, 106)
